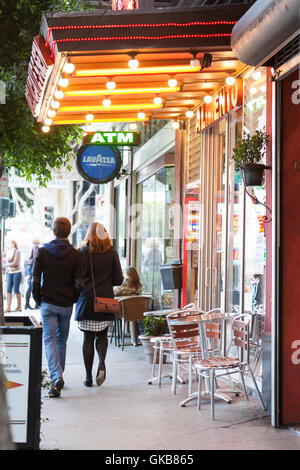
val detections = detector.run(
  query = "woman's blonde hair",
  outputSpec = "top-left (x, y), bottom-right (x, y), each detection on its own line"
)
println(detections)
top-left (82, 222), bottom-right (112, 254)
top-left (126, 267), bottom-right (142, 290)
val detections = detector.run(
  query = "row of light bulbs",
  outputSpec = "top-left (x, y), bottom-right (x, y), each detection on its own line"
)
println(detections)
top-left (42, 57), bottom-right (238, 132)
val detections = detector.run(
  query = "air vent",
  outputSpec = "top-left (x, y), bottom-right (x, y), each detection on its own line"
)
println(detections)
top-left (266, 34), bottom-right (300, 69)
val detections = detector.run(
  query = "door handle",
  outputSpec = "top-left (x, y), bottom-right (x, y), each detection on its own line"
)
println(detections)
top-left (205, 267), bottom-right (210, 287)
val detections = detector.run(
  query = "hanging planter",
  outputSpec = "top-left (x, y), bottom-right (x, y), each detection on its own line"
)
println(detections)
top-left (242, 163), bottom-right (266, 187)
top-left (232, 130), bottom-right (270, 187)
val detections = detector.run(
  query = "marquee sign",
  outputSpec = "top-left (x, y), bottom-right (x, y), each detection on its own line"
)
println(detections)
top-left (76, 144), bottom-right (122, 184)
top-left (83, 131), bottom-right (141, 147)
top-left (25, 36), bottom-right (54, 118)
top-left (196, 78), bottom-right (243, 131)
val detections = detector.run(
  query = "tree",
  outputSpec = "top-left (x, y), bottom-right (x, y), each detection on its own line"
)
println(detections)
top-left (0, 0), bottom-right (106, 450)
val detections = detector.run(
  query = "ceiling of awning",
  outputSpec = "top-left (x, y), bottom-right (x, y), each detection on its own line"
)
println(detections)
top-left (26, 5), bottom-right (252, 128)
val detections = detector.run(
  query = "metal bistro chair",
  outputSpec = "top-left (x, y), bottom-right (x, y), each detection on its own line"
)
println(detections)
top-left (195, 314), bottom-right (266, 420)
top-left (167, 309), bottom-right (205, 398)
top-left (148, 305), bottom-right (197, 388)
top-left (118, 296), bottom-right (154, 350)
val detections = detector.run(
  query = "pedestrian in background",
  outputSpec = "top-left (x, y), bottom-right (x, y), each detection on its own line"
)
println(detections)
top-left (4, 240), bottom-right (23, 312)
top-left (33, 217), bottom-right (84, 398)
top-left (25, 239), bottom-right (40, 310)
top-left (75, 222), bottom-right (123, 388)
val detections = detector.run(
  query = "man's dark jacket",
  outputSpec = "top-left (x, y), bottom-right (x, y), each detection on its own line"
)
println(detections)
top-left (32, 239), bottom-right (84, 307)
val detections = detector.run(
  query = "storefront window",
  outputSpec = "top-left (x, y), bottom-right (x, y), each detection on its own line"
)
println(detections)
top-left (114, 180), bottom-right (127, 271)
top-left (243, 68), bottom-right (267, 314)
top-left (135, 166), bottom-right (175, 309)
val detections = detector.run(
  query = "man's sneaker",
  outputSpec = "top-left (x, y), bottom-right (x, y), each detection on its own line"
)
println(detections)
top-left (49, 378), bottom-right (64, 398)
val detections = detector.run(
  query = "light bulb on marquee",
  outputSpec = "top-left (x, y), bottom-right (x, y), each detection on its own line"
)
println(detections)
top-left (153, 96), bottom-right (162, 105)
top-left (204, 95), bottom-right (212, 104)
top-left (186, 110), bottom-right (194, 118)
top-left (102, 98), bottom-right (111, 107)
top-left (106, 80), bottom-right (116, 91)
top-left (63, 61), bottom-right (75, 74)
top-left (44, 118), bottom-right (52, 126)
top-left (226, 76), bottom-right (235, 86)
top-left (86, 113), bottom-right (94, 122)
top-left (168, 78), bottom-right (178, 88)
top-left (42, 125), bottom-right (50, 133)
top-left (48, 109), bottom-right (56, 118)
top-left (51, 100), bottom-right (60, 109)
top-left (54, 90), bottom-right (64, 100)
top-left (58, 78), bottom-right (69, 88)
top-left (137, 111), bottom-right (146, 120)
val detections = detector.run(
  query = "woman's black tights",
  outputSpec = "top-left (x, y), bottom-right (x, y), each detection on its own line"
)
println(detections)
top-left (82, 328), bottom-right (108, 381)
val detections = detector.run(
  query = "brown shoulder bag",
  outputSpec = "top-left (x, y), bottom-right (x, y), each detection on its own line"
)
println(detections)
top-left (89, 252), bottom-right (120, 314)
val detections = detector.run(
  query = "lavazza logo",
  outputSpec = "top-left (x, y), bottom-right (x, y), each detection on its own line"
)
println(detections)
top-left (82, 153), bottom-right (115, 166)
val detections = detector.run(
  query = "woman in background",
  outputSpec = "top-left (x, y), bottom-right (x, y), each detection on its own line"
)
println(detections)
top-left (5, 240), bottom-right (23, 312)
top-left (75, 223), bottom-right (123, 387)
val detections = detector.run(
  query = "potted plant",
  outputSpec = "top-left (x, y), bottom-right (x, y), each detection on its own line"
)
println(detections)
top-left (139, 315), bottom-right (169, 364)
top-left (232, 130), bottom-right (270, 186)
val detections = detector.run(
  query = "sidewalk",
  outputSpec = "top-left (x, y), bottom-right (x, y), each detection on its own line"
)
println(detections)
top-left (35, 312), bottom-right (300, 451)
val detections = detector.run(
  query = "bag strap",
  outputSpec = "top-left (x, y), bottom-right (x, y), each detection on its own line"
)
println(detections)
top-left (89, 251), bottom-right (97, 299)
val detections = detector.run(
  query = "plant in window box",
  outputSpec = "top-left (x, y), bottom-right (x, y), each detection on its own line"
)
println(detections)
top-left (138, 315), bottom-right (169, 364)
top-left (232, 130), bottom-right (270, 186)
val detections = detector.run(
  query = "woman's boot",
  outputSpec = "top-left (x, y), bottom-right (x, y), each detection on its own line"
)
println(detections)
top-left (5, 293), bottom-right (12, 313)
top-left (14, 294), bottom-right (22, 312)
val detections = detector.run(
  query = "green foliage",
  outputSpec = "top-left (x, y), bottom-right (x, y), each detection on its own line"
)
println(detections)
top-left (232, 130), bottom-right (269, 170)
top-left (0, 0), bottom-right (94, 186)
top-left (143, 315), bottom-right (168, 337)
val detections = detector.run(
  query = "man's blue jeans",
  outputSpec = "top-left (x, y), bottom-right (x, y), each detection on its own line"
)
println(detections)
top-left (40, 302), bottom-right (73, 384)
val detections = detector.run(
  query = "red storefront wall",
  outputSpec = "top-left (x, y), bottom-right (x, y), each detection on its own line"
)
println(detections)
top-left (281, 68), bottom-right (300, 424)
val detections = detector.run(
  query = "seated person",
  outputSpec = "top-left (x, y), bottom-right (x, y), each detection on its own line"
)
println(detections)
top-left (114, 267), bottom-right (142, 296)
top-left (114, 267), bottom-right (143, 344)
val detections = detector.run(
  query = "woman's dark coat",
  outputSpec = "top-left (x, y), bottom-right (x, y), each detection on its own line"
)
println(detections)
top-left (75, 246), bottom-right (124, 322)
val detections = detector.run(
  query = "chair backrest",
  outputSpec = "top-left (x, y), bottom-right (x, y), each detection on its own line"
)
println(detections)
top-left (232, 314), bottom-right (251, 362)
top-left (167, 309), bottom-right (204, 350)
top-left (118, 296), bottom-right (154, 321)
top-left (204, 309), bottom-right (222, 352)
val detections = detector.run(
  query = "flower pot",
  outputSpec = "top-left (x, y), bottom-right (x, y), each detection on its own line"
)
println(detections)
top-left (138, 335), bottom-right (167, 364)
top-left (242, 164), bottom-right (266, 186)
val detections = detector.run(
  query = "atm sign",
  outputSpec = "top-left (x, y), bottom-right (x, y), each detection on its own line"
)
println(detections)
top-left (83, 131), bottom-right (141, 147)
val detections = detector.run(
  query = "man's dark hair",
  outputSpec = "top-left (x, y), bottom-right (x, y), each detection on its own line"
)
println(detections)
top-left (53, 217), bottom-right (71, 239)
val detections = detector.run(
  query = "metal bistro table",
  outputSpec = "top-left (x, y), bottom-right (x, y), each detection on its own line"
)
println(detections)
top-left (170, 311), bottom-right (238, 407)
top-left (143, 308), bottom-right (188, 386)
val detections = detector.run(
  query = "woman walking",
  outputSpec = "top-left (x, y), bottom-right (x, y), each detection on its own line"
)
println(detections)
top-left (5, 240), bottom-right (23, 312)
top-left (75, 223), bottom-right (123, 387)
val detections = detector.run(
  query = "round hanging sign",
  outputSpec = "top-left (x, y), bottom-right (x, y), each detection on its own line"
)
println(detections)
top-left (76, 144), bottom-right (121, 184)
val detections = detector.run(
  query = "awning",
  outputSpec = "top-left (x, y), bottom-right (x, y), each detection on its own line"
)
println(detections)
top-left (231, 0), bottom-right (300, 72)
top-left (25, 4), bottom-right (251, 128)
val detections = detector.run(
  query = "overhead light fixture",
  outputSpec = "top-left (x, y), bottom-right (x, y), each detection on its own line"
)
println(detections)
top-left (55, 116), bottom-right (148, 124)
top-left (252, 71), bottom-right (262, 81)
top-left (204, 95), bottom-right (212, 104)
top-left (102, 98), bottom-right (112, 107)
top-left (76, 64), bottom-right (200, 77)
top-left (138, 111), bottom-right (146, 120)
top-left (48, 109), bottom-right (56, 118)
top-left (226, 76), bottom-right (235, 86)
top-left (168, 78), bottom-right (178, 88)
top-left (172, 121), bottom-right (180, 129)
top-left (201, 53), bottom-right (212, 70)
top-left (190, 52), bottom-right (200, 68)
top-left (54, 89), bottom-right (64, 100)
top-left (63, 61), bottom-right (75, 74)
top-left (65, 85), bottom-right (180, 97)
top-left (186, 110), bottom-right (194, 118)
top-left (128, 53), bottom-right (139, 70)
top-left (42, 125), bottom-right (50, 133)
top-left (129, 122), bottom-right (137, 131)
top-left (60, 102), bottom-right (162, 112)
top-left (58, 78), bottom-right (69, 88)
top-left (44, 118), bottom-right (52, 126)
top-left (51, 100), bottom-right (60, 109)
top-left (106, 80), bottom-right (116, 90)
top-left (153, 96), bottom-right (163, 105)
top-left (86, 112), bottom-right (94, 122)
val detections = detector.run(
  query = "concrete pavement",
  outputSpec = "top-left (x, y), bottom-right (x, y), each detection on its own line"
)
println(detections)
top-left (34, 311), bottom-right (300, 451)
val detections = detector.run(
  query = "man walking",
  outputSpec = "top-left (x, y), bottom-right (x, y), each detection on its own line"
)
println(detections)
top-left (33, 217), bottom-right (84, 398)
